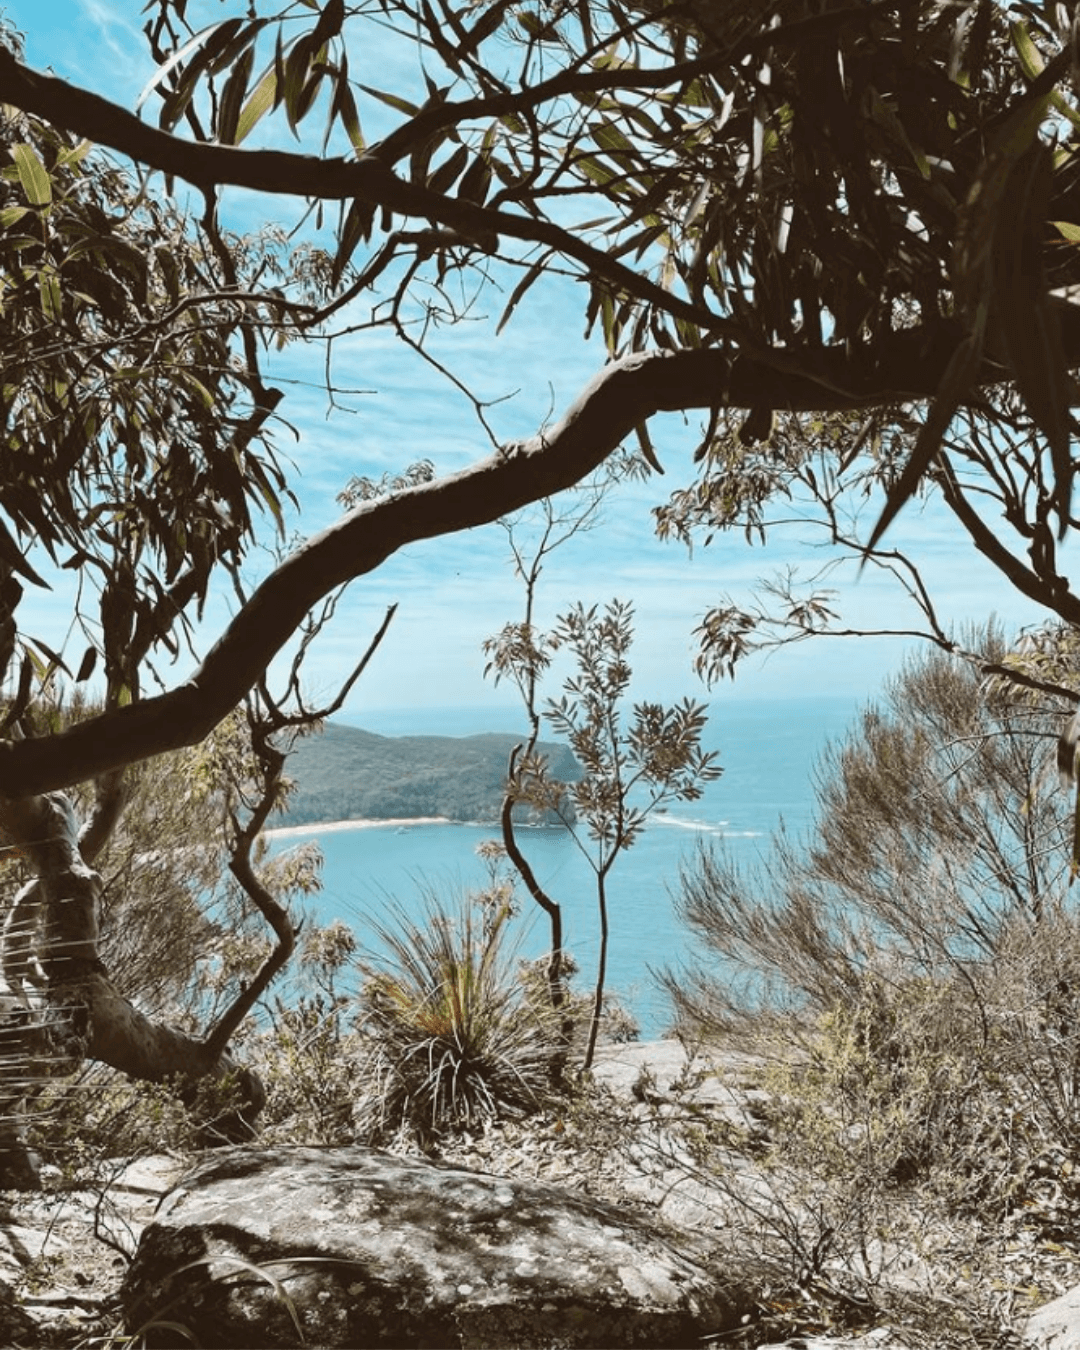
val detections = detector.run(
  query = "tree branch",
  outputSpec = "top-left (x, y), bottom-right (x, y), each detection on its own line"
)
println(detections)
top-left (937, 453), bottom-right (1080, 626)
top-left (0, 49), bottom-right (730, 335)
top-left (0, 338), bottom-right (1032, 799)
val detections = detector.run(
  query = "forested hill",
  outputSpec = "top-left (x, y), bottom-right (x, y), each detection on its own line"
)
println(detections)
top-left (277, 723), bottom-right (581, 827)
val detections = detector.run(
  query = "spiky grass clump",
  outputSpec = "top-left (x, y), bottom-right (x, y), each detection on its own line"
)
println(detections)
top-left (355, 893), bottom-right (562, 1143)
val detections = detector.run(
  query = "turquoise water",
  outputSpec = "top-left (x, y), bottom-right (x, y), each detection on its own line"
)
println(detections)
top-left (268, 694), bottom-right (863, 1036)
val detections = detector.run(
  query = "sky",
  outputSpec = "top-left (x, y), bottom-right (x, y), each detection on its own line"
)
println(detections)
top-left (1, 0), bottom-right (1064, 733)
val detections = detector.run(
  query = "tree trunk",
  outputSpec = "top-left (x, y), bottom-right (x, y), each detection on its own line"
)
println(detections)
top-left (0, 791), bottom-right (263, 1187)
top-left (583, 870), bottom-right (610, 1074)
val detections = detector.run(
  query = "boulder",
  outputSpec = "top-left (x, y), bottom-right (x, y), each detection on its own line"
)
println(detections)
top-left (1026, 1284), bottom-right (1080, 1348)
top-left (121, 1144), bottom-right (744, 1349)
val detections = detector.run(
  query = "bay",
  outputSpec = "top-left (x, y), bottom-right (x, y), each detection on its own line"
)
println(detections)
top-left (268, 693), bottom-right (864, 1036)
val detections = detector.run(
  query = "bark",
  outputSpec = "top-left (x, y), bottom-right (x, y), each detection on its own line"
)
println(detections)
top-left (0, 790), bottom-right (263, 1184)
top-left (81, 969), bottom-right (264, 1142)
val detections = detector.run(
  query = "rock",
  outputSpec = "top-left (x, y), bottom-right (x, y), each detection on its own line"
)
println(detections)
top-left (121, 1144), bottom-right (745, 1348)
top-left (590, 1039), bottom-right (774, 1233)
top-left (758, 1333), bottom-right (905, 1350)
top-left (1026, 1284), bottom-right (1080, 1348)
top-left (0, 1153), bottom-right (186, 1347)
top-left (591, 1039), bottom-right (770, 1127)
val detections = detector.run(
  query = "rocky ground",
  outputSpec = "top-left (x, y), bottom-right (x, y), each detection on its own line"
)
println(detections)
top-left (1, 1040), bottom-right (1080, 1347)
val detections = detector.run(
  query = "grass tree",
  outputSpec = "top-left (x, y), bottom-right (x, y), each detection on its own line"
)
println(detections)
top-left (354, 892), bottom-right (562, 1145)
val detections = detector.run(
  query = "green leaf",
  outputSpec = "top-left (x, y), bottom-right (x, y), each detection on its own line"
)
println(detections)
top-left (330, 65), bottom-right (365, 153)
top-left (12, 143), bottom-right (51, 207)
top-left (245, 457), bottom-right (286, 533)
top-left (1010, 21), bottom-right (1080, 130)
top-left (38, 269), bottom-right (62, 322)
top-left (496, 256), bottom-right (548, 334)
top-left (25, 636), bottom-right (69, 678)
top-left (577, 156), bottom-right (620, 188)
top-left (205, 18), bottom-right (265, 77)
top-left (136, 21), bottom-right (233, 114)
top-left (236, 63), bottom-right (279, 144)
top-left (283, 41), bottom-right (317, 134)
top-left (456, 152), bottom-right (491, 205)
top-left (358, 85), bottom-right (420, 117)
top-left (331, 197), bottom-right (375, 287)
top-left (75, 646), bottom-right (97, 683)
top-left (218, 45), bottom-right (255, 144)
top-left (867, 333), bottom-right (983, 551)
top-left (634, 422), bottom-right (663, 475)
top-left (0, 206), bottom-right (30, 229)
top-left (310, 0), bottom-right (346, 48)
top-left (592, 119), bottom-right (635, 161)
top-left (427, 144), bottom-right (470, 196)
top-left (517, 10), bottom-right (558, 40)
top-left (178, 370), bottom-right (216, 408)
top-left (867, 87), bottom-right (931, 179)
top-left (146, 19), bottom-right (255, 131)
top-left (54, 139), bottom-right (92, 170)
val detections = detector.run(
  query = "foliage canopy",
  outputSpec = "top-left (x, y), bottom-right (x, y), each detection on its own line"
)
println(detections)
top-left (1, 0), bottom-right (1080, 784)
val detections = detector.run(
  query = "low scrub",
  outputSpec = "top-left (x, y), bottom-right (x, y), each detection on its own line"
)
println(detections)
top-left (661, 632), bottom-right (1080, 1321)
top-left (352, 892), bottom-right (565, 1145)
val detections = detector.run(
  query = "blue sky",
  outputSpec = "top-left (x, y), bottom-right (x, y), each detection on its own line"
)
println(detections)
top-left (2, 0), bottom-right (1062, 728)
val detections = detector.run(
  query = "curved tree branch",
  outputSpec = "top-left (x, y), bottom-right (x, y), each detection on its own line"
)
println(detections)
top-left (937, 453), bottom-right (1080, 626)
top-left (0, 334), bottom-right (1040, 799)
top-left (0, 49), bottom-right (732, 336)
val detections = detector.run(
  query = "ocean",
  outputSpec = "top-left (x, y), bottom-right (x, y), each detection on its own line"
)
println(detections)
top-left (267, 693), bottom-right (864, 1036)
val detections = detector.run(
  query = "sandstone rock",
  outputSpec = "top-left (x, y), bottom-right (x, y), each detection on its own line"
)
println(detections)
top-left (758, 1332), bottom-right (905, 1350)
top-left (121, 1144), bottom-right (745, 1348)
top-left (1026, 1284), bottom-right (1080, 1348)
top-left (590, 1039), bottom-right (774, 1233)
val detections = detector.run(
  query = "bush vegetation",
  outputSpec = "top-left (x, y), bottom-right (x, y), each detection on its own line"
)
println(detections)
top-left (351, 892), bottom-right (563, 1146)
top-left (656, 629), bottom-right (1080, 1318)
top-left (25, 628), bottom-right (1080, 1347)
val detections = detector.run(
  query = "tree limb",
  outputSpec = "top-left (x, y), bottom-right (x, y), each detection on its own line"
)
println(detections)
top-left (0, 335), bottom-right (1037, 799)
top-left (937, 453), bottom-right (1080, 626)
top-left (0, 49), bottom-right (731, 335)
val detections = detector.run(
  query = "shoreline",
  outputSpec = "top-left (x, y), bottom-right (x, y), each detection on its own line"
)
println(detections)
top-left (264, 816), bottom-right (454, 840)
top-left (263, 813), bottom-right (759, 841)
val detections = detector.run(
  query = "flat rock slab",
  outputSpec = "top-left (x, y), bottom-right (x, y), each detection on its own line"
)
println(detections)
top-left (591, 1039), bottom-right (769, 1115)
top-left (1027, 1284), bottom-right (1080, 1347)
top-left (122, 1144), bottom-right (744, 1349)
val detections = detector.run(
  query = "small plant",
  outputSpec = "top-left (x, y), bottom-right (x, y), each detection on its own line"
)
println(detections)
top-left (487, 594), bottom-right (721, 1070)
top-left (26, 1069), bottom-right (193, 1187)
top-left (353, 890), bottom-right (563, 1145)
top-left (242, 919), bottom-right (366, 1146)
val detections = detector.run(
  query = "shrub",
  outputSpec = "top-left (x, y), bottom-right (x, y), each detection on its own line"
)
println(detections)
top-left (353, 892), bottom-right (564, 1145)
top-left (233, 919), bottom-right (365, 1146)
top-left (665, 631), bottom-right (1080, 1238)
top-left (762, 969), bottom-right (1020, 1212)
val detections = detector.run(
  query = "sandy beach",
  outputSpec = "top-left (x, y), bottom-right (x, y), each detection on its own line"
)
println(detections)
top-left (263, 816), bottom-right (453, 840)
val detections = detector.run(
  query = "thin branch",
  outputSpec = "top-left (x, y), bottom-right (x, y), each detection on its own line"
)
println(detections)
top-left (938, 453), bottom-right (1080, 627)
top-left (203, 718), bottom-right (295, 1062)
top-left (203, 605), bottom-right (398, 1058)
